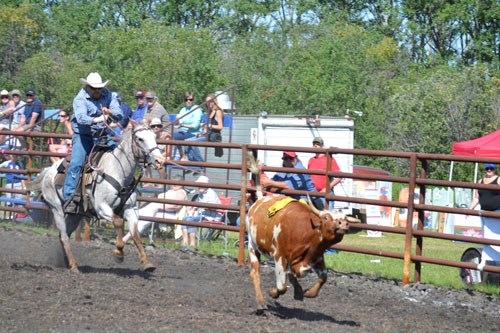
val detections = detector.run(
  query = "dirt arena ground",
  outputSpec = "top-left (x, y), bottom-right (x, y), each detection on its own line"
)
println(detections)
top-left (0, 226), bottom-right (498, 333)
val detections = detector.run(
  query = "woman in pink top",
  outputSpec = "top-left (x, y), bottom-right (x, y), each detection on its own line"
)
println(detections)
top-left (49, 110), bottom-right (74, 163)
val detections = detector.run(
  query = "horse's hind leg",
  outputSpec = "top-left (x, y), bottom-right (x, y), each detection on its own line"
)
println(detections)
top-left (53, 213), bottom-right (78, 270)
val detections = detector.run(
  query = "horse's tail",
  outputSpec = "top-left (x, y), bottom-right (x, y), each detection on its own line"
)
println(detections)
top-left (26, 167), bottom-right (49, 192)
top-left (246, 151), bottom-right (263, 200)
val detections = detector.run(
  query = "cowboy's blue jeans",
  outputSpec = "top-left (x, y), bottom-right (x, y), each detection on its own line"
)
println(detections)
top-left (63, 133), bottom-right (95, 201)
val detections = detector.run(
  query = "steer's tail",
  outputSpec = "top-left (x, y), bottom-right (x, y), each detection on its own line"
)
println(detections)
top-left (246, 151), bottom-right (263, 200)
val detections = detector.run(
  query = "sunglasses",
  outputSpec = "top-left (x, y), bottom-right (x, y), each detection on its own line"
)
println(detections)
top-left (485, 167), bottom-right (495, 171)
top-left (151, 124), bottom-right (162, 129)
top-left (59, 114), bottom-right (68, 118)
top-left (1, 96), bottom-right (9, 99)
top-left (185, 98), bottom-right (194, 102)
top-left (26, 94), bottom-right (34, 97)
top-left (146, 97), bottom-right (155, 101)
top-left (136, 96), bottom-right (145, 99)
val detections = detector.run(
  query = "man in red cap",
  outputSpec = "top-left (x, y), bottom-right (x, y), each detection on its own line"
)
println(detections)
top-left (261, 151), bottom-right (323, 209)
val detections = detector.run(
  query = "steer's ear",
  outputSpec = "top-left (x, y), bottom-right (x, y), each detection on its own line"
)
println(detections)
top-left (309, 212), bottom-right (321, 228)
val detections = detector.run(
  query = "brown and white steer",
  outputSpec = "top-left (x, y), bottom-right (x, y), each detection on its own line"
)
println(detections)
top-left (246, 195), bottom-right (358, 313)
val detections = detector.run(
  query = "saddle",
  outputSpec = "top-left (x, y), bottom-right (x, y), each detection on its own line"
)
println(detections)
top-left (57, 145), bottom-right (112, 215)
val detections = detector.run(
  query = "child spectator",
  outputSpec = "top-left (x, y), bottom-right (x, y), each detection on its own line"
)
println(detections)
top-left (0, 154), bottom-right (26, 202)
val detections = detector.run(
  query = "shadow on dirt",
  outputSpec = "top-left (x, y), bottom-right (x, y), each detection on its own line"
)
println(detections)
top-left (78, 265), bottom-right (154, 279)
top-left (268, 302), bottom-right (360, 327)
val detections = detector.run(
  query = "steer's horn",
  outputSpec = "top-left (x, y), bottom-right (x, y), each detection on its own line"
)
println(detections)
top-left (306, 193), bottom-right (322, 216)
top-left (345, 215), bottom-right (362, 223)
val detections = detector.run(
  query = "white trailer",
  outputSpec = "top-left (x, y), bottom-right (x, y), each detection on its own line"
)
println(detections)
top-left (250, 115), bottom-right (354, 212)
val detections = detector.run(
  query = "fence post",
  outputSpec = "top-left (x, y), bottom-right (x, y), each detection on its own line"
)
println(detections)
top-left (237, 145), bottom-right (249, 265)
top-left (402, 154), bottom-right (418, 285)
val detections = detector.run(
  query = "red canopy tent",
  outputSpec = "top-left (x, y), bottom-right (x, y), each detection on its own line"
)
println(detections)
top-left (452, 130), bottom-right (500, 157)
top-left (451, 130), bottom-right (500, 183)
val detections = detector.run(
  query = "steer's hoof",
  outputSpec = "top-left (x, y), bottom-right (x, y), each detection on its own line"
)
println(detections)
top-left (255, 304), bottom-right (267, 316)
top-left (143, 262), bottom-right (156, 272)
top-left (69, 267), bottom-right (80, 273)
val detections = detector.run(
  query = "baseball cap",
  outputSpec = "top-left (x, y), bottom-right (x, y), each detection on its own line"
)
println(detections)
top-left (25, 88), bottom-right (36, 95)
top-left (282, 151), bottom-right (297, 159)
top-left (312, 137), bottom-right (324, 145)
top-left (145, 91), bottom-right (156, 99)
top-left (484, 163), bottom-right (496, 169)
top-left (11, 89), bottom-right (21, 96)
top-left (135, 90), bottom-right (145, 97)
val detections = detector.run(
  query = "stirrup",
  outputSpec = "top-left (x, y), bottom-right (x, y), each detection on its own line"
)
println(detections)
top-left (63, 198), bottom-right (78, 214)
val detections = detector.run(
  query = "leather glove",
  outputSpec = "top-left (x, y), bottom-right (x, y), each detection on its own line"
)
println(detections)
top-left (92, 115), bottom-right (106, 124)
top-left (101, 107), bottom-right (113, 115)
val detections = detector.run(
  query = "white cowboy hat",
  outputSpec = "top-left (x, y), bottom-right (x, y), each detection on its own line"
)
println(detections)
top-left (80, 72), bottom-right (110, 88)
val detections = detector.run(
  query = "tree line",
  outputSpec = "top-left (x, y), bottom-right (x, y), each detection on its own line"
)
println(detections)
top-left (0, 0), bottom-right (498, 180)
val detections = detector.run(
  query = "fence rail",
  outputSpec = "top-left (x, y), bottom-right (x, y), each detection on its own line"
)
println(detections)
top-left (1, 130), bottom-right (500, 285)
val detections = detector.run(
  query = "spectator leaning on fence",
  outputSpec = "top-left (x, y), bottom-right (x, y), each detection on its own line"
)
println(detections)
top-left (307, 137), bottom-right (343, 210)
top-left (468, 163), bottom-right (500, 270)
top-left (14, 89), bottom-right (43, 132)
top-left (48, 109), bottom-right (74, 164)
top-left (10, 89), bottom-right (25, 129)
top-left (0, 90), bottom-right (15, 146)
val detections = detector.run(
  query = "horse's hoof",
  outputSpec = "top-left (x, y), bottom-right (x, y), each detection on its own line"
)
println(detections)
top-left (269, 288), bottom-right (281, 299)
top-left (112, 252), bottom-right (124, 263)
top-left (143, 263), bottom-right (156, 272)
top-left (69, 267), bottom-right (80, 273)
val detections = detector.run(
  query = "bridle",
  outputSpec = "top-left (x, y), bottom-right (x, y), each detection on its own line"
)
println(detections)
top-left (131, 126), bottom-right (161, 164)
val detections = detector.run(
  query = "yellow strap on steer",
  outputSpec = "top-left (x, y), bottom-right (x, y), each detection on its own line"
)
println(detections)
top-left (267, 197), bottom-right (308, 218)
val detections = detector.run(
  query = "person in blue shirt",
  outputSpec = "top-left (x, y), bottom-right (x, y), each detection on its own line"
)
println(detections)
top-left (260, 151), bottom-right (324, 210)
top-left (0, 154), bottom-right (25, 201)
top-left (63, 72), bottom-right (122, 214)
top-left (108, 92), bottom-right (132, 138)
top-left (130, 90), bottom-right (148, 124)
top-left (173, 91), bottom-right (203, 161)
top-left (14, 88), bottom-right (43, 132)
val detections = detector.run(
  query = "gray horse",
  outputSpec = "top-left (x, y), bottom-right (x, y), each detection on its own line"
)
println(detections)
top-left (28, 121), bottom-right (166, 271)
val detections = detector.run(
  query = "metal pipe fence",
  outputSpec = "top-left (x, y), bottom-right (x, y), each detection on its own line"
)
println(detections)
top-left (1, 130), bottom-right (500, 284)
